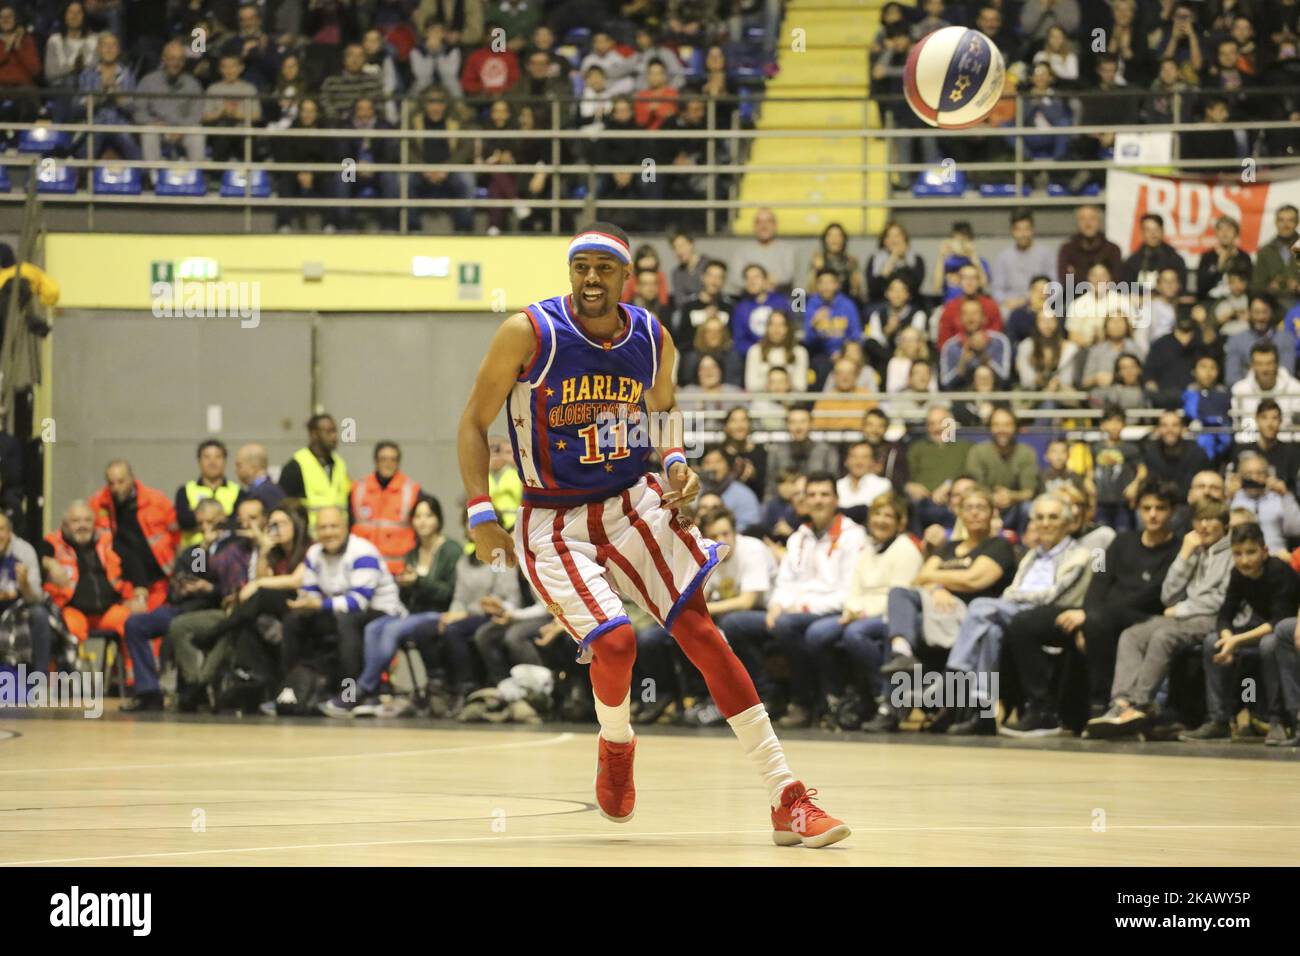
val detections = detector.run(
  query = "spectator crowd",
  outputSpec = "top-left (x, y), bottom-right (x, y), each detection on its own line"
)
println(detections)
top-left (4, 194), bottom-right (1300, 749)
top-left (0, 0), bottom-right (777, 232)
top-left (2, 2), bottom-right (1297, 228)
top-left (872, 0), bottom-right (1300, 188)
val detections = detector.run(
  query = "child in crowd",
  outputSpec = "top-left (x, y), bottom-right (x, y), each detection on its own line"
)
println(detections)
top-left (1181, 522), bottom-right (1300, 741)
top-left (1086, 403), bottom-right (1144, 532)
top-left (760, 469), bottom-right (805, 542)
top-left (1036, 438), bottom-right (1087, 496)
top-left (1183, 353), bottom-right (1232, 466)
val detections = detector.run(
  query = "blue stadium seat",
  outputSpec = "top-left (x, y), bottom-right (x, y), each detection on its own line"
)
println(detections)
top-left (155, 167), bottom-right (206, 196)
top-left (911, 168), bottom-right (966, 197)
top-left (35, 163), bottom-right (77, 193)
top-left (474, 185), bottom-right (489, 200)
top-left (563, 27), bottom-right (591, 47)
top-left (978, 183), bottom-right (1030, 197)
top-left (17, 126), bottom-right (71, 154)
top-left (219, 169), bottom-right (271, 197)
top-left (569, 184), bottom-right (588, 200)
top-left (0, 163), bottom-right (9, 192)
top-left (93, 165), bottom-right (142, 195)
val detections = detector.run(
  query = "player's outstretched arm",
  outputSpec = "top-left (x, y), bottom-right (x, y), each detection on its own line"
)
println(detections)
top-left (458, 311), bottom-right (536, 567)
top-left (645, 332), bottom-right (699, 508)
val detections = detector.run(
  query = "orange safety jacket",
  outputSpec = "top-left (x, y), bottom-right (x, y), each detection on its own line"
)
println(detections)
top-left (350, 470), bottom-right (420, 574)
top-left (87, 480), bottom-right (181, 576)
top-left (42, 528), bottom-right (132, 608)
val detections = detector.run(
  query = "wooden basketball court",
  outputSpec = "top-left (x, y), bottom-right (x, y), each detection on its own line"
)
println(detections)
top-left (2, 707), bottom-right (1297, 866)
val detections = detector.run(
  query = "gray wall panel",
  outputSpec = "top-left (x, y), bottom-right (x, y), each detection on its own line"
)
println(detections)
top-left (50, 310), bottom-right (501, 527)
top-left (317, 313), bottom-right (501, 512)
top-left (50, 311), bottom-right (314, 520)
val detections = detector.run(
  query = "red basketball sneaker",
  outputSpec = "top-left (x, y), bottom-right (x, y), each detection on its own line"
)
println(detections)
top-left (595, 734), bottom-right (636, 822)
top-left (772, 781), bottom-right (851, 848)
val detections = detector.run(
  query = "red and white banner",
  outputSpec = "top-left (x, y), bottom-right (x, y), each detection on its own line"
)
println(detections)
top-left (1106, 170), bottom-right (1300, 262)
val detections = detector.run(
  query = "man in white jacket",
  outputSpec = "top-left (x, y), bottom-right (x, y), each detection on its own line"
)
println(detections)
top-left (762, 472), bottom-right (868, 728)
top-left (1230, 340), bottom-right (1300, 424)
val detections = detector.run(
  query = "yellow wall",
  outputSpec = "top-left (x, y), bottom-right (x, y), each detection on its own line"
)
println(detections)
top-left (46, 233), bottom-right (571, 311)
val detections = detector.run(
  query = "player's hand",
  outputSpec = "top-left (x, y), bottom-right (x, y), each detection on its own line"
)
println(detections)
top-left (661, 462), bottom-right (700, 508)
top-left (470, 520), bottom-right (517, 569)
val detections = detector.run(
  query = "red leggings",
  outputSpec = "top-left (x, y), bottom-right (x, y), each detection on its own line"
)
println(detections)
top-left (588, 590), bottom-right (760, 718)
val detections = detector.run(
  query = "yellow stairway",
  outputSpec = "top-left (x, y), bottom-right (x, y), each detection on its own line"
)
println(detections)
top-left (733, 0), bottom-right (905, 237)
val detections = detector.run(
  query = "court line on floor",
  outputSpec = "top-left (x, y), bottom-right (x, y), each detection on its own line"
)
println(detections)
top-left (0, 731), bottom-right (576, 775)
top-left (7, 821), bottom-right (1300, 866)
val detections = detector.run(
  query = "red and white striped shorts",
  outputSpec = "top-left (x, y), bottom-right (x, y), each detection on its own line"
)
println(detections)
top-left (515, 474), bottom-right (728, 656)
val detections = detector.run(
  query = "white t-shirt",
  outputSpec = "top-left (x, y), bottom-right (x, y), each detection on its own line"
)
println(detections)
top-left (706, 534), bottom-right (775, 603)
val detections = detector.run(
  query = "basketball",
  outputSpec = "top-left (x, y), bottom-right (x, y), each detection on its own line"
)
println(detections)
top-left (903, 25), bottom-right (1006, 129)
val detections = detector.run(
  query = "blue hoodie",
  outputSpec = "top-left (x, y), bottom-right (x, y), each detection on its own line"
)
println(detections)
top-left (802, 292), bottom-right (862, 356)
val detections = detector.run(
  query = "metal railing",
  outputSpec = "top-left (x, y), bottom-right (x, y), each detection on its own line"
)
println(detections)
top-left (3, 86), bottom-right (1299, 232)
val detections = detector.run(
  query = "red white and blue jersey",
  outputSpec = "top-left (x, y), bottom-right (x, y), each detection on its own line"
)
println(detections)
top-left (508, 294), bottom-right (665, 509)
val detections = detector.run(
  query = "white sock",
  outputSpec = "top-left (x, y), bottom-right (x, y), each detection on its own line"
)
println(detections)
top-left (727, 702), bottom-right (796, 808)
top-left (595, 690), bottom-right (634, 744)
top-left (891, 637), bottom-right (912, 656)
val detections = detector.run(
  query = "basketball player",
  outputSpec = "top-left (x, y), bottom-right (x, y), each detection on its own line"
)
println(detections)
top-left (457, 224), bottom-right (850, 848)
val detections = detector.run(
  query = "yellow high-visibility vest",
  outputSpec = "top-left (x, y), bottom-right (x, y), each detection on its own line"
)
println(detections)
top-left (293, 447), bottom-right (351, 533)
top-left (181, 479), bottom-right (243, 546)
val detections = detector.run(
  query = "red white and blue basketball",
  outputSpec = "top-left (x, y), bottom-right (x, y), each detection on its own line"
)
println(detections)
top-left (903, 26), bottom-right (1005, 129)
